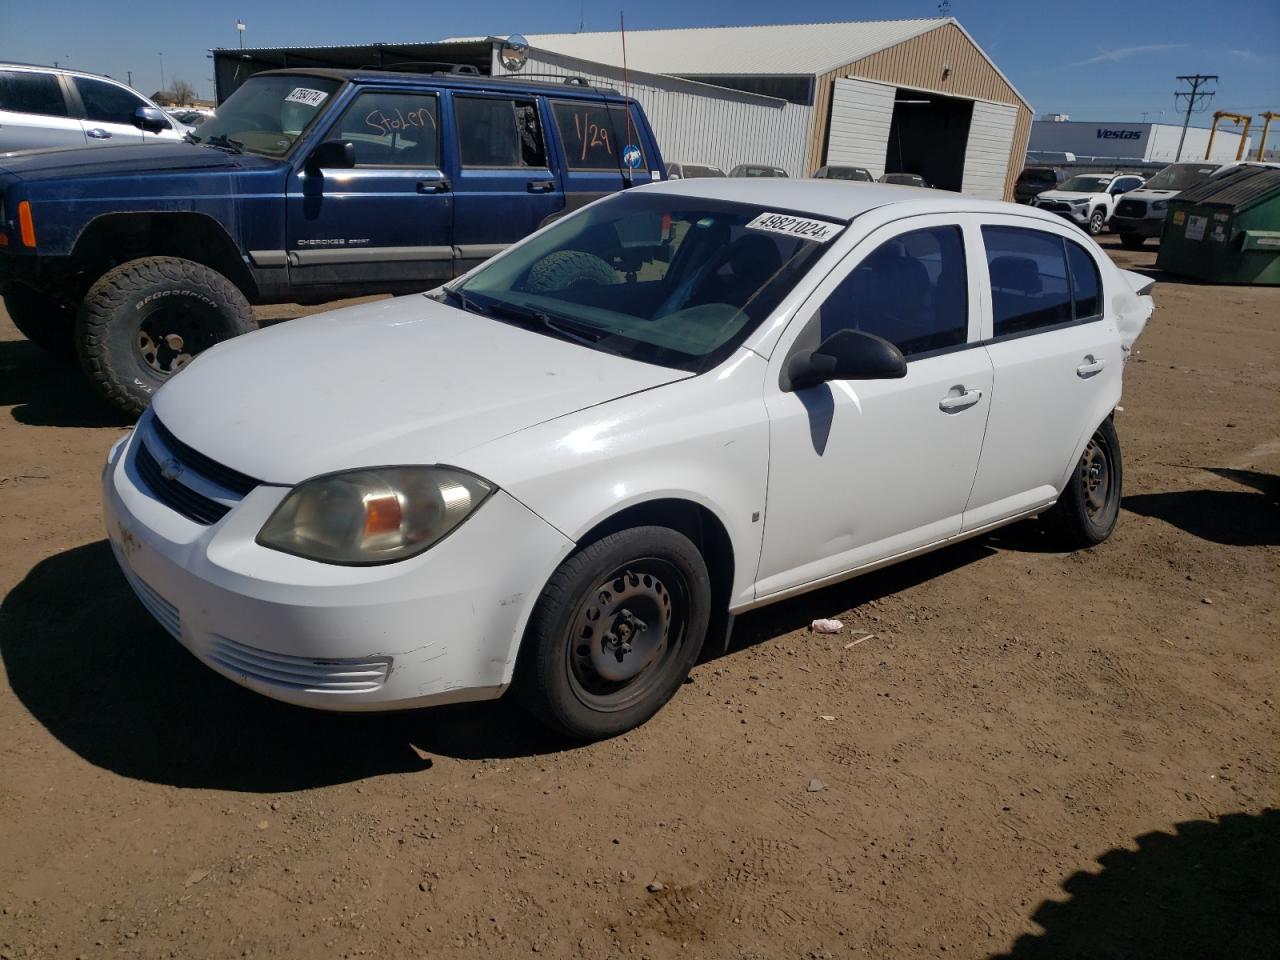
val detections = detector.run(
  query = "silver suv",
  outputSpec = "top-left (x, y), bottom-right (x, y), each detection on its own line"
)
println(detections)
top-left (0, 63), bottom-right (185, 152)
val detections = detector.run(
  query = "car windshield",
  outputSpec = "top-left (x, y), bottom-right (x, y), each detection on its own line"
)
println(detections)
top-left (1059, 176), bottom-right (1112, 192)
top-left (189, 75), bottom-right (341, 157)
top-left (452, 192), bottom-right (841, 372)
top-left (823, 167), bottom-right (872, 181)
top-left (1141, 163), bottom-right (1217, 191)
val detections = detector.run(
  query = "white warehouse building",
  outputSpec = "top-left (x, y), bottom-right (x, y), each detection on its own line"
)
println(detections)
top-left (213, 17), bottom-right (1034, 199)
top-left (1029, 119), bottom-right (1252, 166)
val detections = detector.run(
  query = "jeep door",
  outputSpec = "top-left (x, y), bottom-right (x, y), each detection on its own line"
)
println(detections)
top-left (754, 216), bottom-right (994, 600)
top-left (0, 70), bottom-right (86, 151)
top-left (547, 98), bottom-right (653, 215)
top-left (286, 88), bottom-right (454, 288)
top-left (447, 93), bottom-right (563, 272)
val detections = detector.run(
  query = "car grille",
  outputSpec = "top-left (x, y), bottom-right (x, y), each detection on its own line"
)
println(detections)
top-left (1039, 201), bottom-right (1072, 213)
top-left (1115, 198), bottom-right (1147, 218)
top-left (207, 634), bottom-right (392, 694)
top-left (134, 416), bottom-right (261, 525)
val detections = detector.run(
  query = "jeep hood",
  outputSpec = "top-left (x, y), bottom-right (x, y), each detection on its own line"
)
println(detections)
top-left (151, 295), bottom-right (691, 485)
top-left (0, 143), bottom-right (274, 180)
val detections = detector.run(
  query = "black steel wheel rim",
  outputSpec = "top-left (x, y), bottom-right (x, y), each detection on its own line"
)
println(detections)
top-left (1080, 434), bottom-right (1113, 519)
top-left (135, 299), bottom-right (225, 377)
top-left (566, 557), bottom-right (689, 713)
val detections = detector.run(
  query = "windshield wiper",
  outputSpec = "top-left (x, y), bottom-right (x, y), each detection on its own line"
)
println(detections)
top-left (441, 286), bottom-right (483, 315)
top-left (183, 131), bottom-right (203, 144)
top-left (476, 296), bottom-right (608, 347)
top-left (204, 133), bottom-right (243, 154)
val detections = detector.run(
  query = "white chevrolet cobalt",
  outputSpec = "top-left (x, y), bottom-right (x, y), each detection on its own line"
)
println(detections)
top-left (103, 179), bottom-right (1155, 740)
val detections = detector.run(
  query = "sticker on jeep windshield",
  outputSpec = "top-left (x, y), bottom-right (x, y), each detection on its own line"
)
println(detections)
top-left (746, 213), bottom-right (843, 243)
top-left (285, 87), bottom-right (330, 108)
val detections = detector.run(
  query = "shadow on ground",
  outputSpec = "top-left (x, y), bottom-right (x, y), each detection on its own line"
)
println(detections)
top-left (1124, 469), bottom-right (1279, 547)
top-left (0, 339), bottom-right (133, 429)
top-left (992, 809), bottom-right (1280, 959)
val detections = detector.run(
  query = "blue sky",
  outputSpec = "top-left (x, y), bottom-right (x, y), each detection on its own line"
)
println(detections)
top-left (2, 0), bottom-right (1276, 129)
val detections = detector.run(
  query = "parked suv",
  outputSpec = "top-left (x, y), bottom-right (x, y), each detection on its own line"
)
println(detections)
top-left (1014, 166), bottom-right (1068, 203)
top-left (0, 67), bottom-right (664, 412)
top-left (1110, 161), bottom-right (1225, 248)
top-left (1033, 173), bottom-right (1145, 235)
top-left (0, 63), bottom-right (185, 152)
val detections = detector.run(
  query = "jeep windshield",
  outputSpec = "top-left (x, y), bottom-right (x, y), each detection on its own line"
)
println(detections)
top-left (188, 75), bottom-right (342, 158)
top-left (1141, 163), bottom-right (1217, 191)
top-left (450, 192), bottom-right (841, 372)
top-left (1059, 176), bottom-right (1112, 193)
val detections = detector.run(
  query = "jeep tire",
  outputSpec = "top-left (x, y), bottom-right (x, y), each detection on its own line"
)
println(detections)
top-left (526, 250), bottom-right (619, 293)
top-left (3, 285), bottom-right (78, 360)
top-left (76, 256), bottom-right (257, 414)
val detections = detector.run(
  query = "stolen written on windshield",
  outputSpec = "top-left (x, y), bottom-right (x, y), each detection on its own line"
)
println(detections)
top-left (747, 213), bottom-right (843, 242)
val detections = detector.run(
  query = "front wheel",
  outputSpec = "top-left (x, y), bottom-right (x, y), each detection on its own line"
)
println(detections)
top-left (1051, 418), bottom-right (1123, 548)
top-left (1088, 209), bottom-right (1106, 235)
top-left (76, 256), bottom-right (257, 414)
top-left (516, 526), bottom-right (711, 741)
top-left (1118, 232), bottom-right (1147, 250)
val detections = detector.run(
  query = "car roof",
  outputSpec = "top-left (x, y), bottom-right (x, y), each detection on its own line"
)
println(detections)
top-left (253, 67), bottom-right (626, 99)
top-left (637, 177), bottom-right (1071, 224)
top-left (0, 61), bottom-right (134, 86)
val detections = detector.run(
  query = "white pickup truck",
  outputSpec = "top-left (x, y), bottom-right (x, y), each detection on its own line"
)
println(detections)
top-left (1033, 172), bottom-right (1146, 235)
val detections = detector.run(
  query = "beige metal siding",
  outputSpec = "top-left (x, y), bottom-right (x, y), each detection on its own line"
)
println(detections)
top-left (963, 101), bottom-right (1020, 198)
top-left (826, 78), bottom-right (896, 177)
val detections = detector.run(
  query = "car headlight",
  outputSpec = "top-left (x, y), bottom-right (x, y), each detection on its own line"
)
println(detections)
top-left (257, 466), bottom-right (494, 565)
top-left (1152, 200), bottom-right (1167, 211)
top-left (1070, 197), bottom-right (1090, 205)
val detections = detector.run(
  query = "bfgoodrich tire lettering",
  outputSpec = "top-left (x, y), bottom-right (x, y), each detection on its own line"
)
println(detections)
top-left (517, 526), bottom-right (711, 741)
top-left (1051, 417), bottom-right (1123, 548)
top-left (76, 256), bottom-right (257, 414)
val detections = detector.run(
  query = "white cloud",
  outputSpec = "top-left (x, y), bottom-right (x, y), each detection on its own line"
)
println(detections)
top-left (1066, 43), bottom-right (1186, 67)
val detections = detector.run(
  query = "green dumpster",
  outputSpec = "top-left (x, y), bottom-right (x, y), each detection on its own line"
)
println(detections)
top-left (1156, 165), bottom-right (1280, 285)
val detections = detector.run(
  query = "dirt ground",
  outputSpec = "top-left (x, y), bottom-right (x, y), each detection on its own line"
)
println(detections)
top-left (0, 238), bottom-right (1276, 959)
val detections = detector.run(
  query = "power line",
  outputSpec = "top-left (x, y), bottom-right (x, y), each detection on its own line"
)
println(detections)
top-left (1174, 73), bottom-right (1217, 161)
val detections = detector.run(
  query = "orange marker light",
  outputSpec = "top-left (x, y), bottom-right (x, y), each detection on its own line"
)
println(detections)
top-left (17, 201), bottom-right (36, 248)
top-left (362, 492), bottom-right (403, 540)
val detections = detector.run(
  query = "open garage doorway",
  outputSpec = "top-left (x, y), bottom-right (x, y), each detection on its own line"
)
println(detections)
top-left (883, 88), bottom-right (972, 191)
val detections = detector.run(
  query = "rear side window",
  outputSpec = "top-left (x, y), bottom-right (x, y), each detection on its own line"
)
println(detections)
top-left (551, 100), bottom-right (648, 172)
top-left (0, 71), bottom-right (68, 117)
top-left (74, 77), bottom-right (147, 125)
top-left (984, 226), bottom-right (1103, 335)
top-left (332, 91), bottom-right (439, 167)
top-left (455, 96), bottom-right (546, 168)
top-left (819, 225), bottom-right (968, 357)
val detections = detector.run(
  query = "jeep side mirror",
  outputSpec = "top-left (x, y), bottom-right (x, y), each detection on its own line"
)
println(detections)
top-left (132, 106), bottom-right (171, 134)
top-left (310, 140), bottom-right (356, 170)
top-left (784, 329), bottom-right (907, 391)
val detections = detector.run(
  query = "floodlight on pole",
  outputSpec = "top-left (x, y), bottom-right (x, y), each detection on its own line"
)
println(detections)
top-left (237, 19), bottom-right (246, 50)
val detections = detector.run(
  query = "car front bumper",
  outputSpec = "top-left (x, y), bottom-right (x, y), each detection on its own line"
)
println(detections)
top-left (102, 424), bottom-right (574, 712)
top-left (1034, 201), bottom-right (1091, 224)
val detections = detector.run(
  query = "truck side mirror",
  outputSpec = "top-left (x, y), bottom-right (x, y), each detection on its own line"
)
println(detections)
top-left (310, 140), bottom-right (356, 171)
top-left (132, 106), bottom-right (171, 134)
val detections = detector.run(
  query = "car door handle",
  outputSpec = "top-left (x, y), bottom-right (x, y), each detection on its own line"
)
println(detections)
top-left (938, 389), bottom-right (983, 413)
top-left (527, 180), bottom-right (555, 193)
top-left (1076, 356), bottom-right (1107, 378)
top-left (417, 179), bottom-right (450, 194)
top-left (86, 128), bottom-right (112, 139)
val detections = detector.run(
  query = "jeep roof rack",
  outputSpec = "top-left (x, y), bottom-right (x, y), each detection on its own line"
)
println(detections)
top-left (358, 60), bottom-right (480, 75)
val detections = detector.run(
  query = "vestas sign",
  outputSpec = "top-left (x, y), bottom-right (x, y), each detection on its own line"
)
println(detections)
top-left (1097, 128), bottom-right (1143, 140)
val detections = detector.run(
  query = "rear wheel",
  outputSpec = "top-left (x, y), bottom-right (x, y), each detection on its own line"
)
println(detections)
top-left (2, 285), bottom-right (77, 360)
top-left (517, 526), bottom-right (711, 741)
top-left (1051, 418), bottom-right (1123, 548)
top-left (1088, 209), bottom-right (1106, 235)
top-left (1119, 232), bottom-right (1147, 250)
top-left (76, 256), bottom-right (257, 414)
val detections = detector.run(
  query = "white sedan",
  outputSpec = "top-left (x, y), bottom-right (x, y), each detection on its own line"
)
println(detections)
top-left (103, 179), bottom-right (1155, 740)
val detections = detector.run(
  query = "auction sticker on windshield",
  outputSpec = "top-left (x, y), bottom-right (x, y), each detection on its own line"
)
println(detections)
top-left (747, 213), bottom-right (843, 242)
top-left (285, 88), bottom-right (330, 108)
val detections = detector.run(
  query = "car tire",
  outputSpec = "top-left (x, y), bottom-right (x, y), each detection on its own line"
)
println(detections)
top-left (1119, 232), bottom-right (1147, 250)
top-left (3, 285), bottom-right (78, 360)
top-left (1088, 209), bottom-right (1106, 235)
top-left (516, 525), bottom-right (711, 741)
top-left (526, 250), bottom-right (618, 293)
top-left (76, 256), bottom-right (257, 414)
top-left (1051, 417), bottom-right (1123, 548)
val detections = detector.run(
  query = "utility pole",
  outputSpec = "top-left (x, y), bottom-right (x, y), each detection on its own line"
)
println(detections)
top-left (159, 51), bottom-right (165, 91)
top-left (127, 70), bottom-right (133, 87)
top-left (237, 19), bottom-right (246, 49)
top-left (1174, 74), bottom-right (1217, 161)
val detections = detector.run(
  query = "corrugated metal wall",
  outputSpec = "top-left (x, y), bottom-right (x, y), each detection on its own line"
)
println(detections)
top-left (826, 79), bottom-right (896, 177)
top-left (962, 101), bottom-right (1020, 198)
top-left (506, 46), bottom-right (814, 177)
top-left (806, 22), bottom-right (1033, 198)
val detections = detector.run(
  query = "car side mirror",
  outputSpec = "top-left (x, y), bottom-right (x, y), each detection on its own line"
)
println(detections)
top-left (310, 140), bottom-right (356, 170)
top-left (784, 329), bottom-right (907, 391)
top-left (132, 106), bottom-right (171, 133)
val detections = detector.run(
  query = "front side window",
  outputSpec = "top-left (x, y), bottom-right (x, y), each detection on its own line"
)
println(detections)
top-left (191, 75), bottom-right (342, 157)
top-left (984, 226), bottom-right (1103, 335)
top-left (818, 226), bottom-right (968, 357)
top-left (0, 71), bottom-right (68, 117)
top-left (453, 193), bottom-right (839, 371)
top-left (551, 100), bottom-right (647, 172)
top-left (331, 91), bottom-right (439, 167)
top-left (74, 77), bottom-right (147, 126)
top-left (456, 96), bottom-right (546, 168)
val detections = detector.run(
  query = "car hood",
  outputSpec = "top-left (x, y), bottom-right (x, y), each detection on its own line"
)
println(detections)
top-left (0, 142), bottom-right (276, 180)
top-left (151, 295), bottom-right (692, 485)
top-left (1037, 190), bottom-right (1102, 202)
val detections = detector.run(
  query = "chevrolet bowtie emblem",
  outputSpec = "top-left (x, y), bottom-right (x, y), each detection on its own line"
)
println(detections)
top-left (160, 457), bottom-right (184, 482)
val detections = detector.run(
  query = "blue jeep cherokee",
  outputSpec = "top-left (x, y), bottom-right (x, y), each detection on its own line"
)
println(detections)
top-left (0, 67), bottom-right (664, 411)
